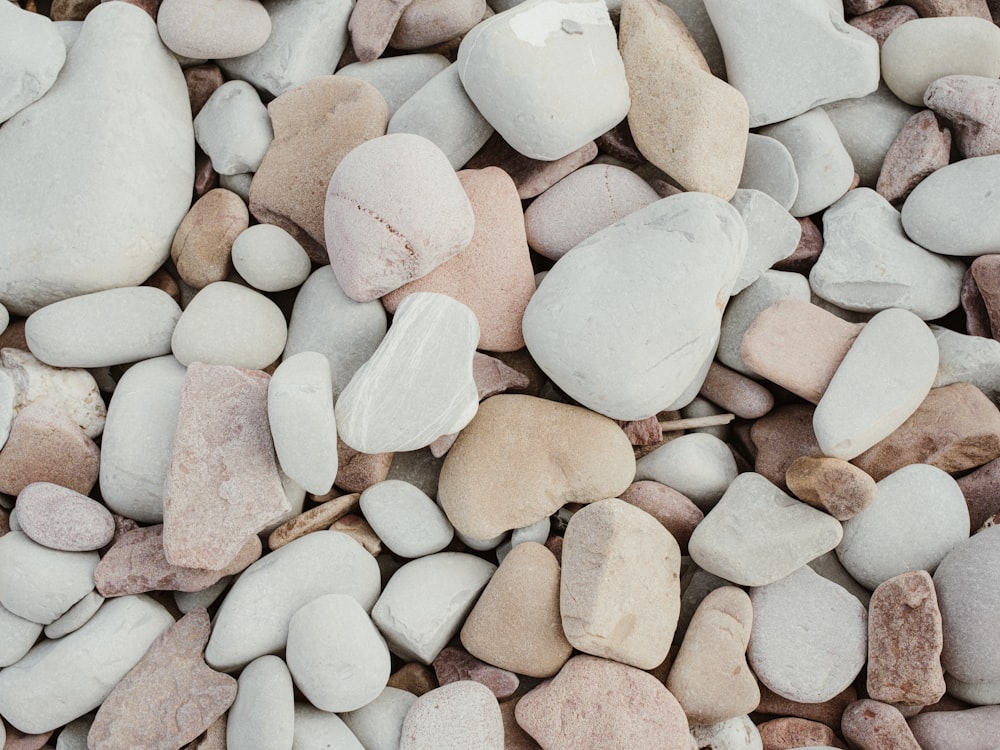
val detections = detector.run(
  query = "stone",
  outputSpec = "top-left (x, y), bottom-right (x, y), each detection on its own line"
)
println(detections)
top-left (337, 54), bottom-right (450, 117)
top-left (755, 683), bottom-right (857, 728)
top-left (0, 2), bottom-right (193, 316)
top-left (432, 647), bottom-right (518, 699)
top-left (666, 586), bottom-right (759, 725)
top-left (292, 703), bottom-right (365, 749)
top-left (341, 687), bottom-right (417, 750)
top-left (0, 594), bottom-right (174, 734)
top-left (772, 217), bottom-right (823, 274)
top-left (381, 167), bottom-right (535, 352)
top-left (867, 570), bottom-right (946, 706)
top-left (161, 363), bottom-right (290, 570)
top-left (170, 281), bottom-right (287, 370)
top-left (620, 0), bottom-right (749, 200)
top-left (881, 17), bottom-right (1000, 106)
top-left (156, 0), bottom-right (270, 58)
top-left (43, 590), bottom-right (104, 639)
top-left (925, 74), bottom-right (1000, 158)
top-left (387, 662), bottom-right (438, 696)
top-left (335, 293), bottom-right (479, 454)
top-left (689, 472), bottom-right (844, 587)
top-left (231, 224), bottom-right (311, 293)
top-left (226, 656), bottom-right (294, 750)
top-left (170, 188), bottom-right (248, 289)
top-left (973, 254), bottom-right (1000, 337)
top-left (193, 80), bottom-right (272, 176)
top-left (634, 432), bottom-right (738, 512)
top-left (348, 0), bottom-right (415, 62)
top-left (399, 681), bottom-right (503, 750)
top-left (88, 609), bottom-right (236, 749)
top-left (0, 3), bottom-right (66, 123)
top-left (250, 76), bottom-right (388, 262)
top-left (739, 133), bottom-right (800, 212)
top-left (756, 717), bottom-right (843, 750)
top-left (876, 109), bottom-right (953, 205)
top-left (15, 482), bottom-right (113, 551)
top-left (842, 700), bottom-right (922, 750)
top-left (958, 455), bottom-right (1000, 531)
top-left (910, 0), bottom-right (992, 16)
top-left (749, 566), bottom-right (868, 703)
top-left (849, 4), bottom-right (918, 47)
top-left (690, 716), bottom-right (763, 750)
top-left (619, 481), bottom-right (704, 553)
top-left (704, 0), bottom-right (879, 127)
top-left (456, 0), bottom-right (629, 161)
top-left (384, 448), bottom-right (443, 498)
top-left (515, 655), bottom-right (690, 750)
top-left (266, 493), bottom-right (360, 551)
top-left (391, 0), bottom-right (485, 48)
top-left (908, 706), bottom-right (1000, 750)
top-left (437, 394), bottom-right (635, 540)
top-left (750, 404), bottom-right (823, 489)
top-left (523, 192), bottom-right (747, 420)
top-left (465, 134), bottom-right (599, 199)
top-left (184, 63), bottom-right (223, 118)
top-left (0, 603), bottom-right (42, 667)
top-left (758, 107), bottom-right (856, 218)
top-left (785, 456), bottom-right (877, 520)
top-left (659, 0), bottom-right (727, 79)
top-left (359, 480), bottom-right (453, 558)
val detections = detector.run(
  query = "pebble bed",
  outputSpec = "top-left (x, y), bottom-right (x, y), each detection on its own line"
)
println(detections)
top-left (1, 0), bottom-right (1000, 748)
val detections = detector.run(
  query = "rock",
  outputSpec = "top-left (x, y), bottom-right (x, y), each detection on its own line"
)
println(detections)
top-left (156, 0), bottom-right (270, 58)
top-left (634, 433), bottom-right (738, 512)
top-left (465, 133), bottom-right (599, 199)
top-left (909, 0), bottom-right (992, 16)
top-left (184, 63), bottom-right (223, 118)
top-left (924, 74), bottom-right (1000, 158)
top-left (267, 492), bottom-right (360, 551)
top-left (0, 2), bottom-right (192, 316)
top-left (775, 216), bottom-right (823, 274)
top-left (619, 0), bottom-right (749, 199)
top-left (335, 293), bottom-right (479, 454)
top-left (14, 482), bottom-right (113, 551)
top-left (432, 647), bottom-right (518, 699)
top-left (785, 456), bottom-right (877, 520)
top-left (689, 716), bottom-right (763, 750)
top-left (161, 363), bottom-right (289, 570)
top-left (877, 109), bottom-right (952, 205)
top-left (341, 687), bottom-right (417, 750)
top-left (756, 717), bottom-right (843, 750)
top-left (515, 655), bottom-right (690, 749)
top-left (522, 192), bottom-right (747, 420)
top-left (438, 394), bottom-right (635, 540)
top-left (337, 54), bottom-right (450, 117)
top-left (0, 530), bottom-right (97, 624)
top-left (908, 706), bottom-right (1000, 750)
top-left (292, 703), bottom-right (365, 749)
top-left (456, 0), bottom-right (629, 161)
top-left (359, 480), bottom-right (453, 558)
top-left (226, 656), bottom-right (294, 750)
top-left (849, 4), bottom-right (918, 47)
top-left (348, 0), bottom-right (416, 62)
top-left (958, 455), bottom-right (1000, 531)
top-left (659, 0), bottom-right (727, 79)
top-left (170, 188), bottom-right (248, 289)
top-left (756, 683), bottom-right (858, 729)
top-left (231, 224), bottom-right (311, 294)
top-left (0, 3), bottom-right (66, 123)
top-left (0, 603), bottom-right (42, 667)
top-left (399, 681), bottom-right (503, 750)
top-left (619, 481), bottom-right (704, 553)
top-left (387, 662), bottom-right (438, 696)
top-left (170, 281), bottom-right (287, 370)
top-left (728, 189), bottom-right (801, 294)
top-left (842, 700), bottom-right (922, 750)
top-left (750, 404), bottom-right (823, 489)
top-left (972, 254), bottom-right (1000, 336)
top-left (704, 0), bottom-right (879, 127)
top-left (739, 133), bottom-right (800, 211)
top-left (881, 17), bottom-right (1000, 105)
top-left (749, 566), bottom-right (868, 703)
top-left (194, 80), bottom-right (272, 176)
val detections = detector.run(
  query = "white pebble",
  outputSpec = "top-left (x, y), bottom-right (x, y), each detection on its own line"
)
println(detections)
top-left (194, 80), bottom-right (273, 176)
top-left (227, 655), bottom-right (295, 750)
top-left (341, 687), bottom-right (418, 750)
top-left (360, 480), bottom-right (454, 559)
top-left (0, 531), bottom-right (98, 625)
top-left (232, 224), bottom-right (312, 293)
top-left (635, 433), bottom-right (738, 512)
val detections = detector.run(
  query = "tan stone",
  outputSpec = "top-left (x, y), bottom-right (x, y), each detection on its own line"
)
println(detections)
top-left (785, 456), bottom-right (878, 520)
top-left (348, 0), bottom-right (414, 63)
top-left (750, 403), bottom-right (823, 490)
top-left (438, 394), bottom-right (636, 540)
top-left (618, 480), bottom-right (703, 553)
top-left (461, 542), bottom-right (572, 679)
top-left (328, 513), bottom-right (382, 556)
top-left (0, 403), bottom-right (99, 496)
top-left (389, 0), bottom-right (486, 50)
top-left (171, 188), bottom-right (248, 289)
top-left (699, 360), bottom-right (775, 419)
top-left (757, 717), bottom-right (846, 750)
top-left (186, 714), bottom-right (226, 750)
top-left (267, 493), bottom-right (360, 550)
top-left (333, 436), bottom-right (393, 494)
top-left (841, 699), bottom-right (922, 750)
top-left (499, 698), bottom-right (542, 750)
top-left (876, 110), bottom-right (952, 205)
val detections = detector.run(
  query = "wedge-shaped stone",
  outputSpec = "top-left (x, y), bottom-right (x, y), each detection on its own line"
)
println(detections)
top-left (729, 189), bottom-right (801, 294)
top-left (739, 133), bottom-right (799, 211)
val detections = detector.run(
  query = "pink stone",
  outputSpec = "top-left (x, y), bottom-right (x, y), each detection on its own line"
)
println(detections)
top-left (773, 216), bottom-right (823, 274)
top-left (432, 647), bottom-right (519, 699)
top-left (750, 403), bottom-right (822, 490)
top-left (465, 133), bottom-right (598, 199)
top-left (956, 455), bottom-right (1000, 531)
top-left (962, 265), bottom-right (993, 338)
top-left (849, 5), bottom-right (919, 47)
top-left (699, 360), bottom-right (775, 419)
top-left (971, 254), bottom-right (1000, 340)
top-left (348, 0), bottom-right (414, 63)
top-left (876, 109), bottom-right (952, 204)
top-left (908, 705), bottom-right (1000, 749)
top-left (15, 482), bottom-right (114, 551)
top-left (618, 480), bottom-right (703, 553)
top-left (617, 416), bottom-right (663, 446)
top-left (924, 75), bottom-right (1000, 158)
top-left (841, 699), bottom-right (922, 750)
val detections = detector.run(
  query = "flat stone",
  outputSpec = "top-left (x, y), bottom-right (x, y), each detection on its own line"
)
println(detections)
top-left (749, 565), bottom-right (868, 703)
top-left (399, 681), bottom-right (502, 750)
top-left (337, 54), bottom-right (450, 117)
top-left (194, 80), bottom-right (272, 176)
top-left (634, 432), bottom-right (738, 512)
top-left (756, 717), bottom-right (844, 750)
top-left (465, 133), bottom-right (599, 199)
top-left (437, 394), bottom-right (635, 540)
top-left (156, 0), bottom-right (270, 57)
top-left (0, 2), bottom-right (192, 316)
top-left (925, 74), bottom-right (1000, 158)
top-left (749, 404), bottom-right (823, 489)
top-left (523, 192), bottom-right (747, 420)
top-left (0, 603), bottom-right (42, 667)
top-left (619, 480), bottom-right (704, 553)
top-left (15, 482), bottom-right (113, 551)
top-left (341, 687), bottom-right (416, 750)
top-left (184, 63), bottom-right (223, 118)
top-left (170, 188), bottom-right (248, 289)
top-left (785, 456), bottom-right (877, 520)
top-left (231, 224), bottom-right (312, 294)
top-left (689, 472), bottom-right (844, 587)
top-left (43, 590), bottom-right (104, 639)
top-left (705, 0), bottom-right (879, 127)
top-left (88, 609), bottom-right (236, 750)
top-left (359, 480), bottom-right (453, 558)
top-left (226, 656), bottom-right (294, 750)
top-left (876, 109), bottom-right (953, 205)
top-left (432, 647), bottom-right (518, 699)
top-left (266, 492), bottom-right (360, 551)
top-left (842, 700), bottom-right (922, 750)
top-left (908, 705), bottom-right (1000, 750)
top-left (0, 3), bottom-right (65, 123)
top-left (162, 363), bottom-right (290, 570)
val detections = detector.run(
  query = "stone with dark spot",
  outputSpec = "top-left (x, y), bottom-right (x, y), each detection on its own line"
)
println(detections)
top-left (841, 699), bottom-right (922, 750)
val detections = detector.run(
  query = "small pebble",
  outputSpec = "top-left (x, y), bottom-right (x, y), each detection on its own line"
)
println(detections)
top-left (739, 133), bottom-right (800, 211)
top-left (14, 482), bottom-right (113, 552)
top-left (849, 4), bottom-right (919, 47)
top-left (465, 134), bottom-right (599, 199)
top-left (876, 108), bottom-right (953, 205)
top-left (399, 681), bottom-right (503, 750)
top-left (618, 480), bottom-right (704, 553)
top-left (359, 480), bottom-right (453, 558)
top-left (170, 188), bottom-right (248, 289)
top-left (842, 699), bottom-right (922, 750)
top-left (755, 717), bottom-right (844, 750)
top-left (689, 715), bottom-right (762, 750)
top-left (43, 590), bottom-right (104, 639)
top-left (231, 224), bottom-right (311, 294)
top-left (390, 0), bottom-right (485, 50)
top-left (156, 0), bottom-right (271, 59)
top-left (785, 456), bottom-right (877, 521)
top-left (634, 432), bottom-right (738, 511)
top-left (292, 703), bottom-right (365, 749)
top-left (432, 647), bottom-right (518, 699)
top-left (193, 80), bottom-right (272, 177)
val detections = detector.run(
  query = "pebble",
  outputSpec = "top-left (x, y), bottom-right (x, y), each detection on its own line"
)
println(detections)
top-left (908, 705), bottom-right (1000, 750)
top-left (634, 432), bottom-right (738, 511)
top-left (184, 63), bottom-right (224, 118)
top-left (43, 590), bottom-right (104, 640)
top-left (523, 192), bottom-right (747, 420)
top-left (432, 647), bottom-right (518, 699)
top-left (371, 552), bottom-right (495, 664)
top-left (438, 394), bottom-right (635, 540)
top-left (399, 681), bottom-right (503, 750)
top-left (749, 404), bottom-right (823, 489)
top-left (0, 603), bottom-right (43, 667)
top-left (230, 224), bottom-right (311, 293)
top-left (972, 254), bottom-right (1000, 336)
top-left (293, 703), bottom-right (365, 749)
top-left (359, 480), bottom-right (453, 558)
top-left (341, 687), bottom-right (417, 750)
top-left (0, 2), bottom-right (65, 123)
top-left (193, 81), bottom-right (272, 177)
top-left (957, 455), bottom-right (1000, 531)
top-left (267, 492), bottom-right (359, 551)
top-left (784, 456), bottom-right (877, 521)
top-left (688, 472), bottom-right (844, 587)
top-left (466, 134), bottom-right (599, 199)
top-left (749, 565), bottom-right (868, 703)
top-left (849, 4), bottom-right (918, 47)
top-left (619, 480), bottom-right (704, 553)
top-left (926, 74), bottom-right (1000, 159)
top-left (690, 716), bottom-right (763, 750)
top-left (876, 108), bottom-right (953, 205)
top-left (387, 662), bottom-right (438, 696)
top-left (739, 133), bottom-right (800, 211)
top-left (773, 216), bottom-right (823, 274)
top-left (755, 717), bottom-right (843, 750)
top-left (881, 16), bottom-right (1000, 105)
top-left (337, 54), bottom-right (451, 117)
top-left (156, 0), bottom-right (270, 58)
top-left (170, 188), bottom-right (251, 290)
top-left (704, 0), bottom-right (879, 127)
top-left (392, 0), bottom-right (485, 49)
top-left (515, 655), bottom-right (690, 750)
top-left (170, 281), bottom-right (287, 369)
top-left (729, 188), bottom-right (802, 293)
top-left (14, 483), bottom-right (113, 552)
top-left (841, 700), bottom-right (922, 750)
top-left (347, 0), bottom-right (414, 63)
top-left (226, 655), bottom-right (294, 750)
top-left (0, 2), bottom-right (193, 315)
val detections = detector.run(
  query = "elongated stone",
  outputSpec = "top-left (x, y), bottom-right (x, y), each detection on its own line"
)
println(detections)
top-left (877, 109), bottom-right (952, 205)
top-left (785, 456), bottom-right (877, 521)
top-left (15, 482), bottom-right (114, 552)
top-left (226, 656), bottom-right (294, 750)
top-left (0, 531), bottom-right (98, 625)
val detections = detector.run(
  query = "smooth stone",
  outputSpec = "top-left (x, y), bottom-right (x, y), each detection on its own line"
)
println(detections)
top-left (729, 188), bottom-right (802, 293)
top-left (432, 648), bottom-right (518, 699)
top-left (814, 308), bottom-right (938, 460)
top-left (359, 480), bottom-right (453, 558)
top-left (383, 447), bottom-right (442, 499)
top-left (437, 394), bottom-right (635, 540)
top-left (908, 0), bottom-right (993, 16)
top-left (15, 483), bottom-right (114, 552)
top-left (0, 603), bottom-right (43, 667)
top-left (268, 352), bottom-right (338, 496)
top-left (944, 673), bottom-right (1000, 705)
top-left (206, 530), bottom-right (381, 671)
top-left (523, 163), bottom-right (660, 261)
top-left (231, 223), bottom-right (311, 293)
top-left (43, 590), bottom-right (104, 639)
top-left (877, 108), bottom-right (952, 205)
top-left (156, 0), bottom-right (270, 57)
top-left (0, 595), bottom-right (174, 734)
top-left (809, 188), bottom-right (965, 320)
top-left (925, 74), bottom-right (1000, 158)
top-left (335, 293), bottom-right (479, 454)
top-left (226, 656), bottom-right (294, 750)
top-left (758, 107), bottom-right (855, 218)
top-left (972, 254), bottom-right (1000, 336)
top-left (348, 0), bottom-right (415, 62)
top-left (749, 565), bottom-right (868, 703)
top-left (0, 2), bottom-right (193, 316)
top-left (98, 355), bottom-right (185, 523)
top-left (217, 0), bottom-right (353, 97)
top-left (755, 718), bottom-right (842, 750)
top-left (659, 0), bottom-right (727, 79)
top-left (284, 266), bottom-right (387, 400)
top-left (219, 171), bottom-right (252, 202)
top-left (739, 133), bottom-right (799, 211)
top-left (901, 155), bottom-right (1000, 256)
top-left (522, 192), bottom-right (747, 420)
top-left (25, 287), bottom-right (181, 368)
top-left (399, 681), bottom-right (503, 750)
top-left (390, 0), bottom-right (486, 49)
top-left (371, 552), bottom-right (496, 664)
top-left (54, 716), bottom-right (91, 750)
top-left (337, 54), bottom-right (450, 117)
top-left (774, 215), bottom-right (823, 274)
top-left (705, 0), bottom-right (879, 127)
top-left (173, 188), bottom-right (251, 288)
top-left (750, 404), bottom-right (821, 489)
top-left (842, 700), bottom-right (922, 750)
top-left (193, 80), bottom-right (272, 176)
top-left (690, 716), bottom-right (763, 750)
top-left (688, 472), bottom-right (844, 587)
top-left (908, 706), bottom-right (1000, 750)
top-left (881, 17), bottom-right (1000, 105)
top-left (171, 281), bottom-right (287, 369)
top-left (185, 63), bottom-right (225, 119)
top-left (634, 432), bottom-right (738, 512)
top-left (341, 687), bottom-right (417, 750)
top-left (456, 0), bottom-right (630, 161)
top-left (0, 369), bottom-right (12, 449)
top-left (785, 456), bottom-right (877, 521)
top-left (292, 703), bottom-right (365, 749)
top-left (0, 3), bottom-right (66, 123)
top-left (958, 455), bottom-right (1000, 531)
top-left (465, 133), bottom-right (599, 199)
top-left (619, 481), bottom-right (704, 553)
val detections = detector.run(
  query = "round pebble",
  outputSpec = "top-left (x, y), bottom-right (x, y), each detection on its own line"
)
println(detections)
top-left (231, 224), bottom-right (312, 293)
top-left (359, 480), bottom-right (453, 559)
top-left (634, 433), bottom-right (738, 512)
top-left (193, 80), bottom-right (273, 177)
top-left (156, 0), bottom-right (272, 59)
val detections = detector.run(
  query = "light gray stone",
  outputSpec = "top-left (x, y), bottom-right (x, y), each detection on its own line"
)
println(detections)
top-left (809, 188), bottom-right (965, 320)
top-left (0, 531), bottom-right (98, 625)
top-left (944, 673), bottom-right (1000, 706)
top-left (932, 325), bottom-right (1000, 401)
top-left (634, 432), bottom-right (738, 512)
top-left (690, 715), bottom-right (763, 750)
top-left (0, 303), bottom-right (8, 335)
top-left (813, 307), bottom-right (938, 460)
top-left (219, 171), bottom-right (253, 202)
top-left (194, 79), bottom-right (273, 176)
top-left (227, 655), bottom-right (295, 750)
top-left (55, 716), bottom-right (91, 750)
top-left (337, 54), bottom-right (451, 117)
top-left (232, 224), bottom-right (312, 293)
top-left (738, 133), bottom-right (800, 212)
top-left (729, 189), bottom-right (802, 294)
top-left (496, 515), bottom-right (550, 563)
top-left (359, 480), bottom-right (454, 559)
top-left (43, 590), bottom-right (104, 639)
top-left (0, 369), bottom-right (13, 450)
top-left (341, 686), bottom-right (418, 750)
top-left (0, 2), bottom-right (65, 123)
top-left (688, 472), bottom-right (844, 587)
top-left (660, 0), bottom-right (727, 80)
top-left (0, 2), bottom-right (193, 316)
top-left (0, 601), bottom-right (43, 667)
top-left (807, 549), bottom-right (870, 608)
top-left (174, 576), bottom-right (232, 615)
top-left (293, 703), bottom-right (365, 749)
top-left (157, 0), bottom-right (272, 58)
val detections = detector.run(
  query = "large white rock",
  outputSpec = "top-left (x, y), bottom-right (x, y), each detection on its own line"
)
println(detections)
top-left (0, 2), bottom-right (66, 123)
top-left (0, 2), bottom-right (193, 316)
top-left (157, 0), bottom-right (272, 59)
top-left (523, 192), bottom-right (747, 420)
top-left (359, 480), bottom-right (454, 558)
top-left (227, 656), bottom-right (295, 750)
top-left (194, 80), bottom-right (273, 176)
top-left (0, 531), bottom-right (98, 625)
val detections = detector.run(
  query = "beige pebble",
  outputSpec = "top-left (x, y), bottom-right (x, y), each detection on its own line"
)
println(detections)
top-left (267, 493), bottom-right (360, 551)
top-left (785, 456), bottom-right (878, 520)
top-left (390, 0), bottom-right (485, 50)
top-left (333, 437), bottom-right (394, 494)
top-left (328, 513), bottom-right (382, 556)
top-left (0, 403), bottom-right (99, 496)
top-left (170, 188), bottom-right (248, 289)
top-left (699, 360), bottom-right (775, 419)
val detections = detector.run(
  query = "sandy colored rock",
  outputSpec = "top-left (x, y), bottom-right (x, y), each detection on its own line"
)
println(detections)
top-left (399, 680), bottom-right (503, 750)
top-left (335, 437), bottom-right (393, 493)
top-left (349, 0), bottom-right (415, 63)
top-left (757, 717), bottom-right (845, 750)
top-left (785, 456), bottom-right (878, 520)
top-left (876, 109), bottom-right (952, 204)
top-left (618, 480), bottom-right (703, 553)
top-left (15, 482), bottom-right (114, 551)
top-left (841, 699), bottom-right (922, 750)
top-left (267, 493), bottom-right (359, 551)
top-left (432, 647), bottom-right (518, 699)
top-left (908, 705), bottom-right (1000, 749)
top-left (170, 188), bottom-right (248, 289)
top-left (0, 403), bottom-right (99, 496)
top-left (699, 360), bottom-right (774, 419)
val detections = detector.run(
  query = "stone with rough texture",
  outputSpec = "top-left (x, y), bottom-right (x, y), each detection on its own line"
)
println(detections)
top-left (972, 254), bottom-right (1000, 337)
top-left (88, 609), bottom-right (236, 750)
top-left (619, 481), bottom-right (704, 553)
top-left (226, 655), bottom-right (294, 750)
top-left (842, 700), bottom-right (922, 750)
top-left (156, 0), bottom-right (270, 58)
top-left (729, 189), bottom-right (801, 294)
top-left (739, 133), bottom-right (800, 212)
top-left (756, 717), bottom-right (844, 750)
top-left (267, 492), bottom-right (359, 551)
top-left (15, 482), bottom-right (113, 551)
top-left (194, 80), bottom-right (272, 176)
top-left (785, 456), bottom-right (877, 521)
top-left (399, 681), bottom-right (503, 750)
top-left (755, 684), bottom-right (858, 729)
top-left (958, 454), bottom-right (1000, 531)
top-left (908, 705), bottom-right (1000, 750)
top-left (341, 687), bottom-right (417, 750)
top-left (438, 394), bottom-right (635, 540)
top-left (850, 4), bottom-right (918, 47)
top-left (0, 2), bottom-right (193, 316)
top-left (337, 54), bottom-right (451, 117)
top-left (231, 224), bottom-right (312, 293)
top-left (170, 188), bottom-right (248, 289)
top-left (634, 432), bottom-right (738, 511)
top-left (0, 530), bottom-right (97, 625)
top-left (0, 3), bottom-right (65, 123)
top-left (690, 716), bottom-right (763, 750)
top-left (876, 109), bottom-right (953, 205)
top-left (749, 566), bottom-right (868, 703)
top-left (360, 480), bottom-right (453, 558)
top-left (925, 74), bottom-right (1000, 158)
top-left (432, 648), bottom-right (518, 699)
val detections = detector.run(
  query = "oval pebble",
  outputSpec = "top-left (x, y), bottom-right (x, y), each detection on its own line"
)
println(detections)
top-left (15, 482), bottom-right (114, 552)
top-left (729, 188), bottom-right (803, 294)
top-left (0, 531), bottom-right (98, 625)
top-left (293, 702), bottom-right (365, 749)
top-left (170, 188), bottom-right (249, 289)
top-left (0, 603), bottom-right (43, 668)
top-left (193, 80), bottom-right (273, 177)
top-left (341, 687), bottom-right (418, 750)
top-left (359, 480), bottom-right (453, 558)
top-left (43, 590), bottom-right (104, 640)
top-left (634, 433), bottom-right (738, 512)
top-left (156, 0), bottom-right (272, 59)
top-left (226, 655), bottom-right (294, 750)
top-left (231, 224), bottom-right (312, 293)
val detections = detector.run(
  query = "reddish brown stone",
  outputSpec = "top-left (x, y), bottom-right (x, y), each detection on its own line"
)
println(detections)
top-left (876, 110), bottom-right (952, 204)
top-left (490, 348), bottom-right (546, 397)
top-left (267, 493), bottom-right (360, 550)
top-left (465, 132), bottom-right (598, 199)
top-left (171, 188), bottom-right (248, 289)
top-left (595, 119), bottom-right (644, 164)
top-left (389, 0), bottom-right (486, 50)
top-left (972, 254), bottom-right (1000, 340)
top-left (750, 403), bottom-right (822, 490)
top-left (2, 727), bottom-right (53, 750)
top-left (0, 507), bottom-right (9, 537)
top-left (500, 698), bottom-right (543, 750)
top-left (756, 683), bottom-right (857, 730)
top-left (772, 216), bottom-right (823, 274)
top-left (785, 456), bottom-right (878, 520)
top-left (472, 352), bottom-right (531, 400)
top-left (329, 513), bottom-right (382, 556)
top-left (193, 149), bottom-right (219, 199)
top-left (432, 647), bottom-right (519, 699)
top-left (617, 416), bottom-right (663, 446)
top-left (49, 0), bottom-right (99, 20)
top-left (962, 265), bottom-right (993, 338)
top-left (619, 480), bottom-right (703, 553)
top-left (387, 662), bottom-right (439, 696)
top-left (957, 455), bottom-right (1000, 531)
top-left (757, 717), bottom-right (846, 750)
top-left (848, 5), bottom-right (919, 47)
top-left (334, 437), bottom-right (393, 493)
top-left (143, 267), bottom-right (182, 304)
top-left (841, 699), bottom-right (922, 750)
top-left (0, 320), bottom-right (28, 351)
top-left (907, 0), bottom-right (991, 18)
top-left (348, 0), bottom-right (415, 62)
top-left (184, 65), bottom-right (224, 119)
top-left (925, 75), bottom-right (1000, 158)
top-left (699, 360), bottom-right (775, 419)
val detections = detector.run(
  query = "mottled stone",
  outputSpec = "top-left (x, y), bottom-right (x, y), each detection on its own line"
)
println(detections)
top-left (432, 647), bottom-right (518, 699)
top-left (15, 482), bottom-right (113, 551)
top-left (156, 0), bottom-right (271, 58)
top-left (756, 717), bottom-right (844, 750)
top-left (841, 700), bottom-right (922, 750)
top-left (184, 63), bottom-right (223, 118)
top-left (170, 188), bottom-right (248, 289)
top-left (972, 254), bottom-right (1000, 337)
top-left (850, 5), bottom-right (919, 47)
top-left (335, 438), bottom-right (393, 493)
top-left (924, 74), bottom-right (1000, 159)
top-left (876, 109), bottom-right (952, 205)
top-left (399, 681), bottom-right (503, 750)
top-left (773, 216), bottom-right (823, 274)
top-left (785, 456), bottom-right (877, 521)
top-left (267, 493), bottom-right (359, 551)
top-left (0, 404), bottom-right (99, 496)
top-left (619, 481), bottom-right (704, 553)
top-left (700, 360), bottom-right (774, 419)
top-left (348, 0), bottom-right (414, 62)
